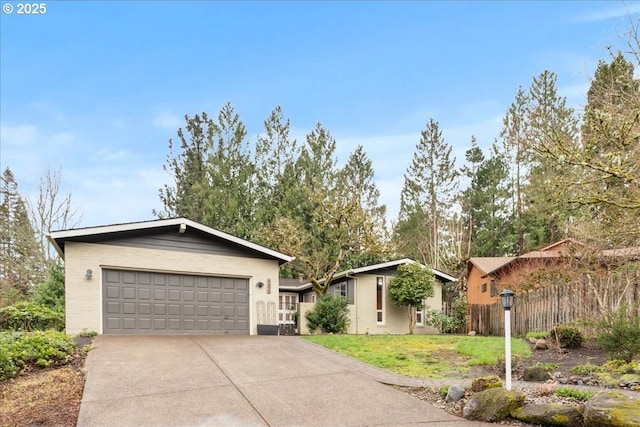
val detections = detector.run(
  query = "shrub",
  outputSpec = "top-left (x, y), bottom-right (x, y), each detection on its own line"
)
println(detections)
top-left (425, 309), bottom-right (466, 333)
top-left (549, 325), bottom-right (583, 348)
top-left (305, 295), bottom-right (350, 334)
top-left (0, 301), bottom-right (65, 331)
top-left (597, 304), bottom-right (640, 363)
top-left (555, 387), bottom-right (594, 402)
top-left (78, 329), bottom-right (98, 338)
top-left (525, 331), bottom-right (547, 340)
top-left (32, 261), bottom-right (65, 312)
top-left (571, 364), bottom-right (603, 375)
top-left (12, 330), bottom-right (76, 368)
top-left (0, 330), bottom-right (76, 380)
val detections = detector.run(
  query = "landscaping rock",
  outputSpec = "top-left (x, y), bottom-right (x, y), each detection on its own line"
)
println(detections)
top-left (470, 375), bottom-right (502, 392)
top-left (529, 337), bottom-right (538, 344)
top-left (445, 384), bottom-right (465, 402)
top-left (535, 339), bottom-right (548, 350)
top-left (468, 330), bottom-right (476, 336)
top-left (511, 403), bottom-right (583, 426)
top-left (523, 365), bottom-right (551, 382)
top-left (462, 387), bottom-right (526, 422)
top-left (583, 391), bottom-right (640, 427)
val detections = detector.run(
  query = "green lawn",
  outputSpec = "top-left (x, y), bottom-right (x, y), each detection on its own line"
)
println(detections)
top-left (303, 334), bottom-right (531, 379)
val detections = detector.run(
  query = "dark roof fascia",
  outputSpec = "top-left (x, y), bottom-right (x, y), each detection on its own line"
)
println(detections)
top-left (47, 217), bottom-right (294, 264)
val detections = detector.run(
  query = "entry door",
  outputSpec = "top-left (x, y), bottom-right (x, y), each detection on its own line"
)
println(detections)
top-left (278, 293), bottom-right (298, 325)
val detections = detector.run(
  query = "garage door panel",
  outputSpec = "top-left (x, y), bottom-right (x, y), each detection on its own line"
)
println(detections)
top-left (103, 270), bottom-right (249, 335)
top-left (106, 302), bottom-right (120, 314)
top-left (122, 318), bottom-right (136, 329)
top-left (106, 286), bottom-right (119, 298)
top-left (139, 303), bottom-right (152, 314)
top-left (123, 287), bottom-right (136, 299)
top-left (138, 288), bottom-right (151, 299)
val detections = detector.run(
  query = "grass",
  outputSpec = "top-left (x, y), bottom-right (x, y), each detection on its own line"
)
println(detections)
top-left (303, 334), bottom-right (531, 379)
top-left (555, 387), bottom-right (595, 402)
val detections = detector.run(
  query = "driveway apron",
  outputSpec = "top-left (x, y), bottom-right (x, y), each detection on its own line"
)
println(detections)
top-left (77, 335), bottom-right (488, 427)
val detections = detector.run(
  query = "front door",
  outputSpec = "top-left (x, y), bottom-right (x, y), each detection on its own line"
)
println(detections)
top-left (278, 293), bottom-right (298, 325)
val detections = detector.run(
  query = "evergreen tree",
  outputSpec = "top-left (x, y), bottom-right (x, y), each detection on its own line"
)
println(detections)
top-left (396, 119), bottom-right (459, 270)
top-left (0, 168), bottom-right (42, 306)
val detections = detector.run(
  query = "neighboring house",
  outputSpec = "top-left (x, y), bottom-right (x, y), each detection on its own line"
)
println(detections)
top-left (466, 257), bottom-right (515, 305)
top-left (465, 238), bottom-right (639, 305)
top-left (48, 217), bottom-right (292, 336)
top-left (280, 259), bottom-right (457, 335)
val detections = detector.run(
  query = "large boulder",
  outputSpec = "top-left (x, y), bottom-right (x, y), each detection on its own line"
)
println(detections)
top-left (583, 391), bottom-right (640, 427)
top-left (511, 403), bottom-right (583, 426)
top-left (462, 387), bottom-right (526, 422)
top-left (469, 375), bottom-right (502, 392)
top-left (523, 365), bottom-right (551, 382)
top-left (445, 384), bottom-right (465, 402)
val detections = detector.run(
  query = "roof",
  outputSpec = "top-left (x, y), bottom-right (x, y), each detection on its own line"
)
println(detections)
top-left (47, 217), bottom-right (294, 264)
top-left (468, 257), bottom-right (515, 276)
top-left (281, 258), bottom-right (458, 292)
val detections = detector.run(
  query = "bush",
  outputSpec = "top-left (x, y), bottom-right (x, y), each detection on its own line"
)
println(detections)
top-left (0, 301), bottom-right (65, 331)
top-left (32, 261), bottom-right (65, 312)
top-left (549, 325), bottom-right (583, 348)
top-left (425, 309), bottom-right (466, 333)
top-left (597, 304), bottom-right (640, 363)
top-left (0, 330), bottom-right (76, 380)
top-left (305, 295), bottom-right (350, 334)
top-left (555, 387), bottom-right (594, 402)
top-left (525, 331), bottom-right (548, 340)
top-left (12, 330), bottom-right (76, 368)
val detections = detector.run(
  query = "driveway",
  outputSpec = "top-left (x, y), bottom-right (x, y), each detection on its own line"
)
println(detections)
top-left (78, 335), bottom-right (488, 426)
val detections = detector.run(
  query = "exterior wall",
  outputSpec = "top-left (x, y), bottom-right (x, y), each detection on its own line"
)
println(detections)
top-left (466, 265), bottom-right (498, 305)
top-left (64, 242), bottom-right (280, 335)
top-left (352, 273), bottom-right (441, 335)
top-left (298, 273), bottom-right (443, 335)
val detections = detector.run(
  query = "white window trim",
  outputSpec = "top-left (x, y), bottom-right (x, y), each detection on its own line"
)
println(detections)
top-left (376, 276), bottom-right (385, 325)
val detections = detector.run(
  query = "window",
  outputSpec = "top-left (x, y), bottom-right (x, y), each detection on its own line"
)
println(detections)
top-left (334, 282), bottom-right (347, 297)
top-left (416, 307), bottom-right (424, 326)
top-left (376, 276), bottom-right (384, 323)
top-left (481, 283), bottom-right (487, 293)
top-left (490, 280), bottom-right (498, 297)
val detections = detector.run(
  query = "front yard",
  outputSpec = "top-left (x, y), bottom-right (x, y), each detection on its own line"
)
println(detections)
top-left (304, 334), bottom-right (532, 379)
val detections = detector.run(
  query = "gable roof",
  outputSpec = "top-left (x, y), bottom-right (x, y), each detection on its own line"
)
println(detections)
top-left (47, 217), bottom-right (294, 264)
top-left (281, 258), bottom-right (457, 291)
top-left (468, 257), bottom-right (515, 276)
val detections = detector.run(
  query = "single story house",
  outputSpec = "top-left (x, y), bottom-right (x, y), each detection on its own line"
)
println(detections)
top-left (280, 259), bottom-right (457, 335)
top-left (48, 217), bottom-right (293, 335)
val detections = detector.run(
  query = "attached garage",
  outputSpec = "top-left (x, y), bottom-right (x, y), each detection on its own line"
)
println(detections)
top-left (48, 218), bottom-right (292, 335)
top-left (103, 270), bottom-right (249, 334)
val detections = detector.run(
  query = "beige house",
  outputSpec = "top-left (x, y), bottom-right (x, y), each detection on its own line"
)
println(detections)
top-left (281, 259), bottom-right (457, 335)
top-left (48, 218), bottom-right (292, 336)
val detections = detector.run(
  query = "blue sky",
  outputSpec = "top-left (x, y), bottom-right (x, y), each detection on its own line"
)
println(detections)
top-left (1, 1), bottom-right (639, 229)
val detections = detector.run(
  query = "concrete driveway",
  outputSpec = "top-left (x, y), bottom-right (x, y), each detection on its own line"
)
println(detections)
top-left (78, 335), bottom-right (488, 427)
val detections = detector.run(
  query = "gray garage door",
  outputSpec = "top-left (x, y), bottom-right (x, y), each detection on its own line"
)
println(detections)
top-left (103, 269), bottom-right (249, 334)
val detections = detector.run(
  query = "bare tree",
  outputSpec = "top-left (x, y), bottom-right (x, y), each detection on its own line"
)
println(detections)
top-left (27, 166), bottom-right (81, 264)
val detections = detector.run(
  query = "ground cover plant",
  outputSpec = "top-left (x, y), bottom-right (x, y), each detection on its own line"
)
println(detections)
top-left (303, 334), bottom-right (531, 379)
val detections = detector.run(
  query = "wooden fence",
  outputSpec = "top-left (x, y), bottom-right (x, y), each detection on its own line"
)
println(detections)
top-left (468, 268), bottom-right (640, 338)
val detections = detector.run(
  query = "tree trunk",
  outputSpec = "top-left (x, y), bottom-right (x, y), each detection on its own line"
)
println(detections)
top-left (408, 305), bottom-right (417, 334)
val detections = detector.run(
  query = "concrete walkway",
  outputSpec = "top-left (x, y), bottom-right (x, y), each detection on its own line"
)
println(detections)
top-left (77, 335), bottom-right (490, 427)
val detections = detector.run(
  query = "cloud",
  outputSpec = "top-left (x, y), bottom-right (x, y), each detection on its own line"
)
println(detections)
top-left (1, 124), bottom-right (39, 146)
top-left (574, 3), bottom-right (640, 23)
top-left (152, 112), bottom-right (182, 130)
